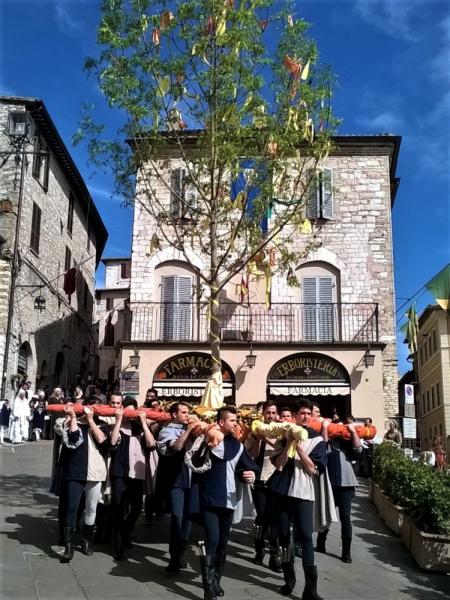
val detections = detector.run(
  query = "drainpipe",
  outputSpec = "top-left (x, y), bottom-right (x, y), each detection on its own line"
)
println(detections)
top-left (0, 145), bottom-right (26, 400)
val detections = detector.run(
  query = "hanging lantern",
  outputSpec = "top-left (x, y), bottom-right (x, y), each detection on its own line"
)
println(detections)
top-left (34, 295), bottom-right (46, 311)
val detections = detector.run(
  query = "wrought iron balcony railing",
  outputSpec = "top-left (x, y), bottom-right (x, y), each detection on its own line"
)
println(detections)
top-left (125, 302), bottom-right (379, 344)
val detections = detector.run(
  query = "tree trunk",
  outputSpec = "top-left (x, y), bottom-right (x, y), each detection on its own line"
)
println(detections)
top-left (209, 285), bottom-right (221, 375)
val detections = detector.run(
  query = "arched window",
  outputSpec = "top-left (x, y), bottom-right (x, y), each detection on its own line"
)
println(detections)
top-left (18, 342), bottom-right (32, 375)
top-left (104, 321), bottom-right (115, 346)
top-left (54, 352), bottom-right (66, 387)
top-left (296, 262), bottom-right (340, 342)
top-left (107, 365), bottom-right (115, 383)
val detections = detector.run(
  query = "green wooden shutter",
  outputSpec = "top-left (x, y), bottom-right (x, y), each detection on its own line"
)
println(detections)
top-left (171, 168), bottom-right (184, 217)
top-left (305, 171), bottom-right (319, 219)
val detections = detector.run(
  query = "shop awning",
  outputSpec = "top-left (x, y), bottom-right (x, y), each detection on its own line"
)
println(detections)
top-left (153, 381), bottom-right (234, 398)
top-left (269, 382), bottom-right (350, 397)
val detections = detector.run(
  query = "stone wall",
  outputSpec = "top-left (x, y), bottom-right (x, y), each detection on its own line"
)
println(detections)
top-left (104, 260), bottom-right (131, 289)
top-left (0, 100), bottom-right (100, 399)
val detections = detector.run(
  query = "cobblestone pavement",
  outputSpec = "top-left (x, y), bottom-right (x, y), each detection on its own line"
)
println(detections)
top-left (0, 441), bottom-right (448, 600)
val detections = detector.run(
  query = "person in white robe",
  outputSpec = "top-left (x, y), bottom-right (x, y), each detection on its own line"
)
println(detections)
top-left (11, 390), bottom-right (30, 444)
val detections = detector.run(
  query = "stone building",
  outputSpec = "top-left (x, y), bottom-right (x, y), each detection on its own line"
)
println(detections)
top-left (0, 96), bottom-right (107, 399)
top-left (95, 257), bottom-right (131, 381)
top-left (116, 133), bottom-right (401, 432)
top-left (414, 305), bottom-right (450, 456)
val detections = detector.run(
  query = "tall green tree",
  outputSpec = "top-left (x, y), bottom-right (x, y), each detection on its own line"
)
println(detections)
top-left (76, 0), bottom-right (340, 374)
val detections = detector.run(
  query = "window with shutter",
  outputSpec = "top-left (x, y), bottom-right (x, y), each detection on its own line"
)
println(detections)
top-left (302, 276), bottom-right (335, 342)
top-left (121, 262), bottom-right (131, 279)
top-left (177, 276), bottom-right (193, 341)
top-left (161, 275), bottom-right (176, 340)
top-left (65, 246), bottom-right (71, 271)
top-left (305, 169), bottom-right (333, 220)
top-left (30, 202), bottom-right (41, 254)
top-left (67, 192), bottom-right (75, 235)
top-left (171, 168), bottom-right (184, 218)
top-left (18, 346), bottom-right (28, 374)
top-left (171, 168), bottom-right (197, 219)
top-left (161, 274), bottom-right (193, 341)
top-left (32, 134), bottom-right (49, 191)
top-left (321, 168), bottom-right (334, 219)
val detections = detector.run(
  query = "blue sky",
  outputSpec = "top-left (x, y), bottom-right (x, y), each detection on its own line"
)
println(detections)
top-left (1, 0), bottom-right (449, 374)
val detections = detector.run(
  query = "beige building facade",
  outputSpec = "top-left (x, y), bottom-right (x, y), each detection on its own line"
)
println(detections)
top-left (415, 305), bottom-right (450, 455)
top-left (115, 134), bottom-right (400, 433)
top-left (0, 96), bottom-right (107, 399)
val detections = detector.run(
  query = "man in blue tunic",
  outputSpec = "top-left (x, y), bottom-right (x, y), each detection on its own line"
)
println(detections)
top-left (197, 406), bottom-right (259, 600)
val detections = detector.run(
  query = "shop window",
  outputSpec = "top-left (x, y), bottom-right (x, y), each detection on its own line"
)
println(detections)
top-left (161, 274), bottom-right (193, 341)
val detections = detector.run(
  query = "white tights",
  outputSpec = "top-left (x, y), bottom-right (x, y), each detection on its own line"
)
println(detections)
top-left (84, 481), bottom-right (102, 526)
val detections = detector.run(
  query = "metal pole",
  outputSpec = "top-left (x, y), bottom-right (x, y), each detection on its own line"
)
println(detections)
top-left (0, 146), bottom-right (26, 400)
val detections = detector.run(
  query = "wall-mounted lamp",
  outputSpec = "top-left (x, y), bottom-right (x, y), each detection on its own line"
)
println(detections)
top-left (125, 348), bottom-right (140, 370)
top-left (364, 345), bottom-right (375, 368)
top-left (34, 295), bottom-right (46, 311)
top-left (245, 348), bottom-right (257, 369)
top-left (6, 112), bottom-right (33, 146)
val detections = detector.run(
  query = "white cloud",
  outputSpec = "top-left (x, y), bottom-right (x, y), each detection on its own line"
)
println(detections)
top-left (355, 111), bottom-right (405, 132)
top-left (54, 0), bottom-right (85, 34)
top-left (88, 184), bottom-right (124, 204)
top-left (430, 14), bottom-right (450, 84)
top-left (354, 0), bottom-right (420, 42)
top-left (353, 90), bottom-right (406, 134)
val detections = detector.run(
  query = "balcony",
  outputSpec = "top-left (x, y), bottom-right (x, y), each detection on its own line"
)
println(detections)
top-left (126, 302), bottom-right (379, 344)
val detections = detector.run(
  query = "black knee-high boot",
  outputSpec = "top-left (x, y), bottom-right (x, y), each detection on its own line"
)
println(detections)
top-left (199, 542), bottom-right (217, 600)
top-left (254, 524), bottom-right (265, 565)
top-left (113, 528), bottom-right (125, 561)
top-left (280, 547), bottom-right (296, 596)
top-left (315, 529), bottom-right (329, 554)
top-left (302, 565), bottom-right (323, 600)
top-left (341, 537), bottom-right (352, 563)
top-left (268, 545), bottom-right (282, 573)
top-left (81, 524), bottom-right (94, 556)
top-left (60, 527), bottom-right (76, 563)
top-left (215, 550), bottom-right (226, 597)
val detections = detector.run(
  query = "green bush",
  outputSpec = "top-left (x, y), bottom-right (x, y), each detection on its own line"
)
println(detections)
top-left (373, 442), bottom-right (450, 536)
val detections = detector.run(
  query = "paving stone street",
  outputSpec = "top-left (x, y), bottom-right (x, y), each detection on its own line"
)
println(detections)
top-left (0, 441), bottom-right (448, 600)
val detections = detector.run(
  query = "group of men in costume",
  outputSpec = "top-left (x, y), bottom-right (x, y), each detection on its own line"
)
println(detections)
top-left (51, 392), bottom-right (364, 600)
